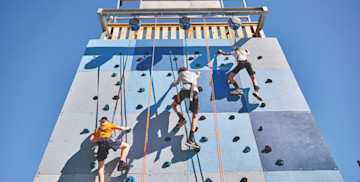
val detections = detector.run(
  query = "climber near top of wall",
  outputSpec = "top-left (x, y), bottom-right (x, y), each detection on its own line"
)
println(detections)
top-left (172, 67), bottom-right (201, 149)
top-left (89, 117), bottom-right (133, 182)
top-left (218, 48), bottom-right (263, 101)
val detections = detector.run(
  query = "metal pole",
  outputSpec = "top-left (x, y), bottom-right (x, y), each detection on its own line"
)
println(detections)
top-left (242, 0), bottom-right (251, 22)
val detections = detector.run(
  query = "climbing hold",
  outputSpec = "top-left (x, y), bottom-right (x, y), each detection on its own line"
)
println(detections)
top-left (195, 127), bottom-right (198, 132)
top-left (90, 162), bottom-right (97, 169)
top-left (198, 86), bottom-right (203, 92)
top-left (258, 125), bottom-right (264, 131)
top-left (195, 51), bottom-right (200, 54)
top-left (126, 176), bottom-right (136, 182)
top-left (265, 78), bottom-right (272, 83)
top-left (225, 57), bottom-right (229, 60)
top-left (143, 64), bottom-right (148, 68)
top-left (163, 161), bottom-right (172, 167)
top-left (199, 115), bottom-right (206, 120)
top-left (172, 127), bottom-right (179, 132)
top-left (168, 51), bottom-right (173, 55)
top-left (113, 95), bottom-right (119, 100)
top-left (173, 57), bottom-right (178, 61)
top-left (104, 104), bottom-right (110, 111)
top-left (253, 71), bottom-right (256, 74)
top-left (205, 178), bottom-right (213, 182)
top-left (126, 128), bottom-right (132, 133)
top-left (260, 103), bottom-right (266, 108)
top-left (145, 51), bottom-right (149, 55)
top-left (257, 56), bottom-right (263, 60)
top-left (250, 63), bottom-right (253, 66)
top-left (116, 81), bottom-right (122, 86)
top-left (166, 105), bottom-right (172, 110)
top-left (112, 73), bottom-right (118, 77)
top-left (139, 88), bottom-right (145, 93)
top-left (229, 115), bottom-right (235, 120)
top-left (265, 145), bottom-right (272, 153)
top-left (276, 159), bottom-right (285, 166)
top-left (136, 104), bottom-right (143, 109)
top-left (243, 146), bottom-right (251, 153)
top-left (137, 57), bottom-right (143, 61)
top-left (93, 96), bottom-right (98, 100)
top-left (200, 136), bottom-right (208, 142)
top-left (240, 177), bottom-right (248, 182)
top-left (117, 52), bottom-right (122, 55)
top-left (233, 136), bottom-right (240, 142)
top-left (141, 73), bottom-right (146, 76)
top-left (114, 64), bottom-right (120, 68)
top-left (189, 57), bottom-right (194, 60)
top-left (195, 63), bottom-right (201, 67)
top-left (81, 128), bottom-right (90, 134)
top-left (357, 160), bottom-right (360, 167)
top-left (165, 137), bottom-right (171, 142)
top-left (220, 63), bottom-right (225, 67)
top-left (167, 72), bottom-right (172, 76)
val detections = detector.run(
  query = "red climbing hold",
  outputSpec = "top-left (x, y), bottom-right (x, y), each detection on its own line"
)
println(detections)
top-left (167, 72), bottom-right (172, 76)
top-left (195, 51), bottom-right (200, 54)
top-left (198, 86), bottom-right (203, 92)
top-left (137, 57), bottom-right (143, 61)
top-left (199, 115), bottom-right (206, 120)
top-left (137, 104), bottom-right (143, 109)
top-left (229, 115), bottom-right (235, 120)
top-left (115, 64), bottom-right (120, 68)
top-left (260, 103), bottom-right (266, 108)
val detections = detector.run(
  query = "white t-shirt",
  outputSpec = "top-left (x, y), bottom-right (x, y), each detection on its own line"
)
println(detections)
top-left (230, 50), bottom-right (249, 61)
top-left (174, 71), bottom-right (199, 92)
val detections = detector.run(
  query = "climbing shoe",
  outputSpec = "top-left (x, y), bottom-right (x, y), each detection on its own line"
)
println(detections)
top-left (252, 91), bottom-right (263, 101)
top-left (185, 140), bottom-right (201, 149)
top-left (117, 162), bottom-right (133, 171)
top-left (175, 118), bottom-right (187, 128)
top-left (230, 88), bottom-right (244, 95)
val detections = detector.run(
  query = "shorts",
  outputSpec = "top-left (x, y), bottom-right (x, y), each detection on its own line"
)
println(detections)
top-left (174, 90), bottom-right (199, 114)
top-left (231, 61), bottom-right (254, 75)
top-left (96, 137), bottom-right (122, 161)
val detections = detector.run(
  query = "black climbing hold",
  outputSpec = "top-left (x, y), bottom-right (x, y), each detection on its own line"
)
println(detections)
top-left (260, 103), bottom-right (266, 108)
top-left (145, 51), bottom-right (149, 55)
top-left (243, 146), bottom-right (251, 153)
top-left (173, 57), bottom-right (178, 61)
top-left (257, 56), bottom-right (263, 60)
top-left (117, 52), bottom-right (122, 55)
top-left (126, 176), bottom-right (135, 182)
top-left (113, 95), bottom-right (119, 100)
top-left (265, 145), bottom-right (272, 153)
top-left (137, 57), bottom-right (143, 61)
top-left (198, 86), bottom-right (203, 92)
top-left (195, 51), bottom-right (200, 54)
top-left (205, 178), bottom-right (213, 182)
top-left (195, 127), bottom-right (198, 132)
top-left (357, 160), bottom-right (360, 167)
top-left (229, 115), bottom-right (235, 120)
top-left (93, 96), bottom-right (98, 100)
top-left (81, 128), bottom-right (90, 134)
top-left (167, 72), bottom-right (172, 76)
top-left (195, 64), bottom-right (201, 67)
top-left (189, 57), bottom-right (194, 60)
top-left (201, 136), bottom-right (208, 142)
top-left (136, 104), bottom-right (143, 109)
top-left (165, 137), bottom-right (171, 142)
top-left (139, 88), bottom-right (145, 92)
top-left (240, 177), bottom-right (248, 182)
top-left (90, 162), bottom-right (97, 169)
top-left (114, 64), bottom-right (120, 68)
top-left (258, 125), bottom-right (264, 131)
top-left (104, 104), bottom-right (110, 110)
top-left (276, 159), bottom-right (285, 166)
top-left (199, 115), bottom-right (206, 120)
top-left (233, 136), bottom-right (240, 142)
top-left (112, 73), bottom-right (118, 77)
top-left (141, 73), bottom-right (146, 76)
top-left (265, 78), bottom-right (272, 83)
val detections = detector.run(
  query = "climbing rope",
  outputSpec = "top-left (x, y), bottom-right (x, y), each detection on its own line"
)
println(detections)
top-left (184, 30), bottom-right (189, 69)
top-left (203, 16), bottom-right (225, 182)
top-left (141, 16), bottom-right (158, 182)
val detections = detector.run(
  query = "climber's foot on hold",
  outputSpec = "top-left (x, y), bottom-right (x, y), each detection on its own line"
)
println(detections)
top-left (230, 88), bottom-right (244, 95)
top-left (252, 91), bottom-right (263, 101)
top-left (185, 140), bottom-right (201, 149)
top-left (175, 118), bottom-right (187, 128)
top-left (117, 161), bottom-right (133, 171)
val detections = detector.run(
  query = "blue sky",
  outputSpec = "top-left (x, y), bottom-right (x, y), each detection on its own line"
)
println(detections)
top-left (0, 0), bottom-right (359, 181)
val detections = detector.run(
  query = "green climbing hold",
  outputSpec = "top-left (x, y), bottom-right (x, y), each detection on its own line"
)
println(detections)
top-left (139, 88), bottom-right (145, 92)
top-left (166, 105), bottom-right (171, 110)
top-left (258, 125), bottom-right (264, 131)
top-left (168, 51), bottom-right (173, 55)
top-left (243, 146), bottom-right (251, 153)
top-left (126, 128), bottom-right (132, 133)
top-left (163, 161), bottom-right (172, 167)
top-left (195, 63), bottom-right (201, 67)
top-left (173, 57), bottom-right (178, 61)
top-left (205, 178), bottom-right (213, 182)
top-left (81, 128), bottom-right (90, 134)
top-left (104, 104), bottom-right (110, 110)
top-left (90, 162), bottom-right (97, 169)
top-left (257, 56), bottom-right (263, 60)
top-left (220, 63), bottom-right (225, 67)
top-left (143, 64), bottom-right (148, 68)
top-left (201, 136), bottom-right (208, 142)
top-left (276, 159), bottom-right (285, 166)
top-left (172, 127), bottom-right (179, 132)
top-left (112, 73), bottom-right (118, 77)
top-left (116, 81), bottom-right (122, 85)
top-left (225, 57), bottom-right (229, 60)
top-left (126, 176), bottom-right (136, 182)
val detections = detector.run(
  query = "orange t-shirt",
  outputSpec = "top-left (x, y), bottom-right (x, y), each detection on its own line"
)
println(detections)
top-left (93, 123), bottom-right (117, 141)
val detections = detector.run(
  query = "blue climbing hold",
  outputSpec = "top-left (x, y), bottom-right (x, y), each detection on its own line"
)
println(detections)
top-left (276, 159), bottom-right (285, 166)
top-left (225, 57), bottom-right (229, 60)
top-left (81, 128), bottom-right (90, 134)
top-left (201, 136), bottom-right (208, 142)
top-left (126, 128), bottom-right (132, 133)
top-left (116, 81), bottom-right (122, 86)
top-left (112, 73), bottom-right (118, 77)
top-left (104, 104), bottom-right (110, 111)
top-left (257, 56), bottom-right (263, 60)
top-left (139, 88), bottom-right (145, 92)
top-left (90, 162), bottom-right (97, 169)
top-left (126, 176), bottom-right (136, 182)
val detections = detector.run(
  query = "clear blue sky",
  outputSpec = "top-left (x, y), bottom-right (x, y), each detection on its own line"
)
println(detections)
top-left (0, 0), bottom-right (359, 181)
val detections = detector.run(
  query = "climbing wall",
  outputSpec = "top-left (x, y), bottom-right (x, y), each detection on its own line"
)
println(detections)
top-left (34, 38), bottom-right (344, 182)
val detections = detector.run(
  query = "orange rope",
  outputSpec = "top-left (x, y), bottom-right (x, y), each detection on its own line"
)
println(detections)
top-left (203, 17), bottom-right (225, 182)
top-left (141, 17), bottom-right (157, 182)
